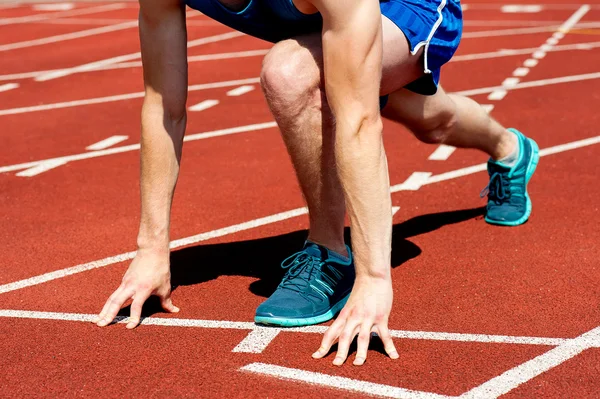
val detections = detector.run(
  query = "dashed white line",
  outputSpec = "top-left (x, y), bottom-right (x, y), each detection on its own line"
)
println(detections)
top-left (0, 121), bottom-right (277, 175)
top-left (428, 145), bottom-right (456, 161)
top-left (86, 135), bottom-right (128, 151)
top-left (15, 159), bottom-right (67, 177)
top-left (553, 31), bottom-right (565, 40)
top-left (232, 327), bottom-right (281, 353)
top-left (546, 37), bottom-right (559, 45)
top-left (501, 5), bottom-right (542, 13)
top-left (487, 89), bottom-right (507, 101)
top-left (189, 99), bottom-right (219, 112)
top-left (0, 77), bottom-right (261, 116)
top-left (481, 104), bottom-right (495, 113)
top-left (524, 58), bottom-right (539, 67)
top-left (502, 77), bottom-right (520, 88)
top-left (0, 82), bottom-right (19, 92)
top-left (227, 85), bottom-right (255, 97)
top-left (533, 51), bottom-right (546, 59)
top-left (512, 67), bottom-right (529, 77)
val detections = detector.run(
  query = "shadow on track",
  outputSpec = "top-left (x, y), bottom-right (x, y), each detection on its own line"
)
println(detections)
top-left (119, 206), bottom-right (485, 319)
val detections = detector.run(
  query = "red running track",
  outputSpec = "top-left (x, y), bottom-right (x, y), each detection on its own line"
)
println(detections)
top-left (1, 1), bottom-right (600, 398)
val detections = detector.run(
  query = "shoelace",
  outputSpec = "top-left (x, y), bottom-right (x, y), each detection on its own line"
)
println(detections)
top-left (279, 251), bottom-right (324, 294)
top-left (480, 171), bottom-right (511, 204)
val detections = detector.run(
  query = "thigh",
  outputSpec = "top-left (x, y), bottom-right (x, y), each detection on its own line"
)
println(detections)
top-left (381, 86), bottom-right (455, 129)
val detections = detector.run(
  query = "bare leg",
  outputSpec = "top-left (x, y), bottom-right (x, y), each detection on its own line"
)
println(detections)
top-left (260, 17), bottom-right (422, 255)
top-left (382, 87), bottom-right (517, 160)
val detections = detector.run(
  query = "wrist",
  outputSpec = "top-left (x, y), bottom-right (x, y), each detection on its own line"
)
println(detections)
top-left (137, 227), bottom-right (170, 254)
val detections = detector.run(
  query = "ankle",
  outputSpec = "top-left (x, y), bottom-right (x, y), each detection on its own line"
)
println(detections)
top-left (492, 129), bottom-right (518, 160)
top-left (306, 235), bottom-right (348, 258)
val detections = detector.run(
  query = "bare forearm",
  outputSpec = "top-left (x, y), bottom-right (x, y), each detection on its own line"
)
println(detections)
top-left (335, 118), bottom-right (391, 279)
top-left (137, 101), bottom-right (186, 252)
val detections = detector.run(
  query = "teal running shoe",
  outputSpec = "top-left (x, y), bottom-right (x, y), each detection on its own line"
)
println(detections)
top-left (482, 128), bottom-right (539, 226)
top-left (254, 241), bottom-right (354, 327)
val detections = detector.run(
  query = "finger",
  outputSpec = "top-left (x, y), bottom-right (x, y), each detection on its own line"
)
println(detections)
top-left (353, 323), bottom-right (373, 366)
top-left (126, 292), bottom-right (150, 329)
top-left (94, 286), bottom-right (124, 324)
top-left (97, 288), bottom-right (133, 327)
top-left (376, 323), bottom-right (399, 359)
top-left (333, 321), bottom-right (360, 366)
top-left (160, 295), bottom-right (180, 313)
top-left (312, 318), bottom-right (344, 359)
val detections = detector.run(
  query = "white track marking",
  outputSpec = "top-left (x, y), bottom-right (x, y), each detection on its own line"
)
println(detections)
top-left (428, 145), bottom-right (456, 161)
top-left (0, 83), bottom-right (19, 92)
top-left (502, 77), bottom-right (520, 88)
top-left (232, 327), bottom-right (282, 353)
top-left (86, 135), bottom-right (128, 151)
top-left (533, 51), bottom-right (546, 59)
top-left (512, 67), bottom-right (529, 77)
top-left (0, 77), bottom-right (260, 116)
top-left (15, 159), bottom-right (67, 177)
top-left (487, 90), bottom-right (506, 101)
top-left (460, 326), bottom-right (600, 399)
top-left (34, 31), bottom-right (245, 81)
top-left (547, 37), bottom-right (559, 45)
top-left (0, 121), bottom-right (277, 174)
top-left (553, 31), bottom-right (565, 40)
top-left (241, 363), bottom-right (453, 399)
top-left (501, 5), bottom-right (542, 13)
top-left (392, 206), bottom-right (401, 215)
top-left (457, 71), bottom-right (600, 97)
top-left (0, 3), bottom-right (125, 26)
top-left (523, 58), bottom-right (538, 67)
top-left (33, 3), bottom-right (74, 11)
top-left (452, 40), bottom-right (600, 62)
top-left (1, 134), bottom-right (599, 294)
top-left (397, 172), bottom-right (432, 190)
top-left (0, 20), bottom-right (138, 52)
top-left (189, 99), bottom-right (219, 112)
top-left (481, 104), bottom-right (495, 113)
top-left (227, 85), bottom-right (255, 97)
top-left (0, 310), bottom-right (587, 348)
top-left (0, 50), bottom-right (269, 82)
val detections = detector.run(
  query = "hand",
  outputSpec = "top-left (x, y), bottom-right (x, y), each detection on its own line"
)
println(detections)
top-left (312, 276), bottom-right (398, 366)
top-left (94, 249), bottom-right (179, 329)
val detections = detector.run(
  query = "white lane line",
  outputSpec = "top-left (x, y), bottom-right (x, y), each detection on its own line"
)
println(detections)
top-left (0, 83), bottom-right (19, 92)
top-left (533, 50), bottom-right (546, 59)
top-left (189, 99), bottom-right (219, 112)
top-left (560, 4), bottom-right (592, 32)
top-left (227, 85), bottom-right (255, 97)
top-left (0, 310), bottom-right (582, 348)
top-left (459, 326), bottom-right (600, 399)
top-left (501, 5), bottom-right (542, 13)
top-left (0, 3), bottom-right (125, 26)
top-left (0, 20), bottom-right (138, 53)
top-left (36, 31), bottom-right (245, 81)
top-left (547, 37), bottom-right (559, 45)
top-left (0, 49), bottom-right (270, 82)
top-left (397, 172), bottom-right (432, 190)
top-left (487, 89), bottom-right (507, 101)
top-left (0, 121), bottom-right (277, 175)
top-left (428, 145), bottom-right (456, 161)
top-left (86, 135), bottom-right (128, 151)
top-left (392, 206), bottom-right (401, 215)
top-left (15, 159), bottom-right (67, 177)
top-left (232, 327), bottom-right (282, 353)
top-left (0, 77), bottom-right (260, 116)
top-left (512, 67), bottom-right (529, 77)
top-left (457, 71), bottom-right (600, 97)
top-left (1, 134), bottom-right (599, 294)
top-left (33, 3), bottom-right (75, 11)
top-left (242, 363), bottom-right (454, 399)
top-left (523, 59), bottom-right (538, 67)
top-left (553, 31), bottom-right (565, 40)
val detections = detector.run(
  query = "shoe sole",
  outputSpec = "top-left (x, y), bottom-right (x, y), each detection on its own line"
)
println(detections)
top-left (254, 293), bottom-right (351, 327)
top-left (485, 137), bottom-right (540, 226)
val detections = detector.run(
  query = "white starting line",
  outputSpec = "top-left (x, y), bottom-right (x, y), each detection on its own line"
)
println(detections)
top-left (0, 309), bottom-right (597, 398)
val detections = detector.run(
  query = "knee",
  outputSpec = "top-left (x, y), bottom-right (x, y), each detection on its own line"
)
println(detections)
top-left (407, 104), bottom-right (458, 145)
top-left (260, 40), bottom-right (322, 115)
